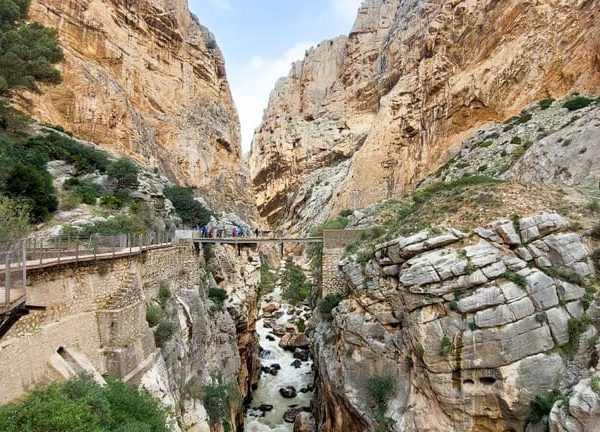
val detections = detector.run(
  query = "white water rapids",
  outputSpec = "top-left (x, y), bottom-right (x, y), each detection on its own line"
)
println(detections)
top-left (244, 285), bottom-right (314, 431)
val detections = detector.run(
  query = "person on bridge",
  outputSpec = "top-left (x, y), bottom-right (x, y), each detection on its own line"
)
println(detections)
top-left (254, 228), bottom-right (260, 237)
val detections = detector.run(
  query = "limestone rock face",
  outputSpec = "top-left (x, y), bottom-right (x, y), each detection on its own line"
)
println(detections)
top-left (249, 0), bottom-right (600, 232)
top-left (312, 212), bottom-right (598, 432)
top-left (23, 0), bottom-right (255, 218)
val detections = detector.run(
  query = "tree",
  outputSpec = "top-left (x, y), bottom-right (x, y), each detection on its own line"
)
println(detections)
top-left (107, 158), bottom-right (139, 195)
top-left (0, 195), bottom-right (29, 249)
top-left (164, 185), bottom-right (212, 226)
top-left (1, 162), bottom-right (57, 221)
top-left (0, 0), bottom-right (63, 128)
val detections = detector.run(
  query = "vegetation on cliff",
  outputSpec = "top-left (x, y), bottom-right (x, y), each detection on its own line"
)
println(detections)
top-left (281, 257), bottom-right (311, 305)
top-left (0, 375), bottom-right (169, 432)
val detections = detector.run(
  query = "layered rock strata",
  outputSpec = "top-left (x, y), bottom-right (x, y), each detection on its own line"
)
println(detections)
top-left (23, 0), bottom-right (255, 217)
top-left (312, 212), bottom-right (599, 431)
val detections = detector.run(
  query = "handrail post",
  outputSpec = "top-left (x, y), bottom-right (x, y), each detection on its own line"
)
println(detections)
top-left (57, 237), bottom-right (61, 264)
top-left (93, 235), bottom-right (97, 261)
top-left (129, 233), bottom-right (132, 255)
top-left (39, 239), bottom-right (43, 265)
top-left (5, 254), bottom-right (11, 303)
top-left (75, 241), bottom-right (79, 263)
top-left (22, 240), bottom-right (26, 289)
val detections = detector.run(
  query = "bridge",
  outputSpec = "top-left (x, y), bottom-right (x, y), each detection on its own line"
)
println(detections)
top-left (0, 232), bottom-right (323, 320)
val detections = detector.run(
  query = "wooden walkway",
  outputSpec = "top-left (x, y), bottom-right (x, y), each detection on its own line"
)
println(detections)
top-left (192, 237), bottom-right (323, 244)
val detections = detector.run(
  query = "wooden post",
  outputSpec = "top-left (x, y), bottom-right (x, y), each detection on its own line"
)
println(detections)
top-left (75, 241), bottom-right (79, 263)
top-left (112, 240), bottom-right (115, 259)
top-left (93, 235), bottom-right (97, 261)
top-left (129, 234), bottom-right (132, 255)
top-left (39, 239), bottom-right (43, 265)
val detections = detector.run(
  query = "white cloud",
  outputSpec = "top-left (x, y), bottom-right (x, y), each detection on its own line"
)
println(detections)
top-left (210, 0), bottom-right (233, 11)
top-left (331, 0), bottom-right (362, 26)
top-left (231, 42), bottom-right (315, 154)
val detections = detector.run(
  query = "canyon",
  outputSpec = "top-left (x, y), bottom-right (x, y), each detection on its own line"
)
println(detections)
top-left (249, 0), bottom-right (600, 233)
top-left (1, 0), bottom-right (600, 431)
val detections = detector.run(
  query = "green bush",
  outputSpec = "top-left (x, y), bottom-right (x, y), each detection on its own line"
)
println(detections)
top-left (320, 293), bottom-right (343, 316)
top-left (164, 185), bottom-right (212, 226)
top-left (592, 249), bottom-right (600, 269)
top-left (158, 284), bottom-right (171, 306)
top-left (106, 158), bottom-right (139, 194)
top-left (70, 178), bottom-right (104, 205)
top-left (440, 335), bottom-right (453, 355)
top-left (592, 376), bottom-right (600, 394)
top-left (208, 288), bottom-right (228, 309)
top-left (63, 215), bottom-right (148, 237)
top-left (539, 98), bottom-right (555, 110)
top-left (588, 199), bottom-right (600, 213)
top-left (529, 390), bottom-right (567, 423)
top-left (146, 305), bottom-right (162, 327)
top-left (100, 194), bottom-right (124, 209)
top-left (511, 136), bottom-right (522, 145)
top-left (0, 195), bottom-right (29, 245)
top-left (281, 257), bottom-right (311, 305)
top-left (0, 375), bottom-right (169, 432)
top-left (543, 266), bottom-right (584, 285)
top-left (591, 223), bottom-right (600, 240)
top-left (367, 376), bottom-right (396, 429)
top-left (296, 318), bottom-right (306, 333)
top-left (257, 262), bottom-right (278, 296)
top-left (564, 314), bottom-right (591, 358)
top-left (154, 321), bottom-right (173, 348)
top-left (502, 271), bottom-right (527, 288)
top-left (1, 161), bottom-right (57, 221)
top-left (339, 209), bottom-right (353, 217)
top-left (202, 382), bottom-right (238, 430)
top-left (563, 96), bottom-right (594, 111)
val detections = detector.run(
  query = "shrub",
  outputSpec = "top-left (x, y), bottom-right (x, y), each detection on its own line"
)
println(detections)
top-left (588, 199), bottom-right (600, 213)
top-left (1, 161), bottom-right (57, 221)
top-left (146, 305), bottom-right (162, 327)
top-left (100, 194), bottom-right (124, 209)
top-left (592, 249), bottom-right (600, 269)
top-left (535, 313), bottom-right (545, 324)
top-left (539, 98), bottom-right (555, 110)
top-left (164, 185), bottom-right (212, 226)
top-left (0, 195), bottom-right (29, 246)
top-left (544, 266), bottom-right (584, 285)
top-left (71, 178), bottom-right (104, 205)
top-left (202, 382), bottom-right (239, 430)
top-left (296, 318), bottom-right (306, 333)
top-left (511, 136), bottom-right (522, 145)
top-left (281, 257), bottom-right (311, 305)
top-left (0, 375), bottom-right (169, 432)
top-left (591, 223), bottom-right (600, 240)
top-left (154, 321), bottom-right (173, 347)
top-left (592, 376), bottom-right (600, 394)
top-left (528, 390), bottom-right (567, 423)
top-left (564, 314), bottom-right (591, 358)
top-left (367, 376), bottom-right (396, 428)
top-left (257, 262), bottom-right (278, 296)
top-left (158, 284), bottom-right (171, 306)
top-left (339, 209), bottom-right (353, 217)
top-left (320, 293), bottom-right (343, 316)
top-left (208, 288), bottom-right (228, 310)
top-left (502, 271), bottom-right (527, 288)
top-left (563, 96), bottom-right (594, 111)
top-left (203, 243), bottom-right (215, 262)
top-left (440, 335), bottom-right (453, 355)
top-left (106, 158), bottom-right (139, 193)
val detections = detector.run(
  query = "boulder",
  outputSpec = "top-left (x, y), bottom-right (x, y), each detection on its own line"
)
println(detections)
top-left (279, 334), bottom-right (310, 350)
top-left (294, 412), bottom-right (317, 432)
top-left (263, 302), bottom-right (281, 315)
top-left (284, 406), bottom-right (310, 423)
top-left (279, 386), bottom-right (297, 398)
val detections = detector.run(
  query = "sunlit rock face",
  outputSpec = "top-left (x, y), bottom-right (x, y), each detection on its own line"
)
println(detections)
top-left (22, 0), bottom-right (255, 218)
top-left (249, 0), bottom-right (600, 233)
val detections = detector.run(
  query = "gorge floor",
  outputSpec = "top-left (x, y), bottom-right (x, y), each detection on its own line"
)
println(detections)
top-left (244, 261), bottom-right (314, 431)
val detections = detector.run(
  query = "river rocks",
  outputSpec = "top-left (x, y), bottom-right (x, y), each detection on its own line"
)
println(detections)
top-left (279, 334), bottom-right (310, 350)
top-left (261, 364), bottom-right (281, 376)
top-left (294, 412), bottom-right (317, 432)
top-left (284, 406), bottom-right (311, 423)
top-left (263, 302), bottom-right (281, 316)
top-left (279, 386), bottom-right (297, 398)
top-left (266, 335), bottom-right (276, 342)
top-left (313, 212), bottom-right (597, 432)
top-left (293, 349), bottom-right (310, 361)
top-left (258, 403), bottom-right (274, 413)
top-left (291, 359), bottom-right (302, 369)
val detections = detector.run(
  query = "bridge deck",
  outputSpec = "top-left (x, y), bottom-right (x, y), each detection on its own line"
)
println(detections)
top-left (0, 288), bottom-right (25, 315)
top-left (191, 237), bottom-right (322, 244)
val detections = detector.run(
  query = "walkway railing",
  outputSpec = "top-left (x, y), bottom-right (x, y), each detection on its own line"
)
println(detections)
top-left (0, 232), bottom-right (174, 313)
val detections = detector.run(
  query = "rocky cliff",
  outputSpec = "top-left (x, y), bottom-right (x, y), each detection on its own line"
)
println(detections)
top-left (21, 0), bottom-right (254, 218)
top-left (249, 0), bottom-right (600, 232)
top-left (313, 211), bottom-right (599, 432)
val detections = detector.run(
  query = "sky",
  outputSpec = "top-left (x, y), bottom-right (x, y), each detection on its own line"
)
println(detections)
top-left (188, 0), bottom-right (363, 154)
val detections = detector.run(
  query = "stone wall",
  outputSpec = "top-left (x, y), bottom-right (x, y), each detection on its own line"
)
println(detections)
top-left (0, 242), bottom-right (200, 405)
top-left (321, 229), bottom-right (367, 297)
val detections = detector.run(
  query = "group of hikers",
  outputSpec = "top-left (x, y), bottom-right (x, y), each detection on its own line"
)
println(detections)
top-left (196, 225), bottom-right (262, 239)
